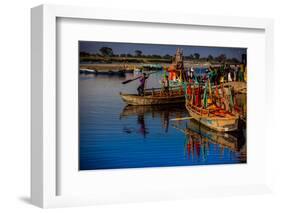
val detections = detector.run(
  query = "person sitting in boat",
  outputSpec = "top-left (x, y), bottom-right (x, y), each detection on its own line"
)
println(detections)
top-left (137, 73), bottom-right (149, 96)
top-left (161, 74), bottom-right (169, 95)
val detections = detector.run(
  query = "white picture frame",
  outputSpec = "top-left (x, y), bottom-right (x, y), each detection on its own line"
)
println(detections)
top-left (31, 4), bottom-right (274, 208)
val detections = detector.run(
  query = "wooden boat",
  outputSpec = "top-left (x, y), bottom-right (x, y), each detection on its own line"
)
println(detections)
top-left (79, 69), bottom-right (126, 76)
top-left (121, 48), bottom-right (190, 106)
top-left (186, 102), bottom-right (239, 132)
top-left (79, 68), bottom-right (96, 74)
top-left (183, 80), bottom-right (241, 132)
top-left (120, 87), bottom-right (185, 106)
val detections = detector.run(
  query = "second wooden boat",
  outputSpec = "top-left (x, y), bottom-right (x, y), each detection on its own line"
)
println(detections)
top-left (120, 93), bottom-right (185, 106)
top-left (120, 87), bottom-right (185, 106)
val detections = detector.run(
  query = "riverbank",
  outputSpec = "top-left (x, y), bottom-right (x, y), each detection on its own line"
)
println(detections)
top-left (79, 60), bottom-right (229, 72)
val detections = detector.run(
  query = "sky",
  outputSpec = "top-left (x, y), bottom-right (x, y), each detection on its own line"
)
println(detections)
top-left (79, 41), bottom-right (247, 61)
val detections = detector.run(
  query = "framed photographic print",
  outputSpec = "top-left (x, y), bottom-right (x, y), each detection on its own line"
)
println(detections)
top-left (31, 4), bottom-right (274, 208)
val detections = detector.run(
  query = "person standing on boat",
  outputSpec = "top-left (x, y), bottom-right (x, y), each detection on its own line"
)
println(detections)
top-left (137, 73), bottom-right (149, 96)
top-left (161, 74), bottom-right (170, 95)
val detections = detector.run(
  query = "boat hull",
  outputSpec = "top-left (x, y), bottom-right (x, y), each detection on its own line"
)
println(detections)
top-left (120, 93), bottom-right (185, 106)
top-left (186, 104), bottom-right (238, 132)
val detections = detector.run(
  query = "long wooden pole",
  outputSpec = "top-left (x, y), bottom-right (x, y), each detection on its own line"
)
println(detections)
top-left (121, 70), bottom-right (162, 84)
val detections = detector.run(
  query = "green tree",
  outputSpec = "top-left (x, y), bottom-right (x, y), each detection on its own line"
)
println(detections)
top-left (152, 54), bottom-right (161, 59)
top-left (194, 53), bottom-right (200, 60)
top-left (163, 54), bottom-right (171, 59)
top-left (80, 51), bottom-right (90, 57)
top-left (99, 47), bottom-right (113, 56)
top-left (207, 55), bottom-right (214, 60)
top-left (134, 50), bottom-right (142, 57)
top-left (231, 57), bottom-right (239, 63)
top-left (187, 54), bottom-right (194, 59)
top-left (216, 54), bottom-right (227, 62)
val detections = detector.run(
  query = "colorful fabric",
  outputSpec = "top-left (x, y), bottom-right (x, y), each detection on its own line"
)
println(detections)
top-left (203, 82), bottom-right (208, 108)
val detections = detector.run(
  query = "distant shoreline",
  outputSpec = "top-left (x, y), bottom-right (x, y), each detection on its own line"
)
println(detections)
top-left (79, 61), bottom-right (242, 72)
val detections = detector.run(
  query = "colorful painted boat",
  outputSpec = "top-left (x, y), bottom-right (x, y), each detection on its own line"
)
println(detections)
top-left (186, 103), bottom-right (239, 132)
top-left (120, 87), bottom-right (185, 106)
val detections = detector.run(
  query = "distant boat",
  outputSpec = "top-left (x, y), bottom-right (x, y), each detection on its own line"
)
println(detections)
top-left (120, 87), bottom-right (185, 106)
top-left (80, 69), bottom-right (126, 76)
top-left (108, 70), bottom-right (126, 76)
top-left (79, 68), bottom-right (96, 74)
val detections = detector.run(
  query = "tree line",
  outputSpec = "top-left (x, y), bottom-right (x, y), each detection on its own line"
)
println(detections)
top-left (80, 46), bottom-right (241, 63)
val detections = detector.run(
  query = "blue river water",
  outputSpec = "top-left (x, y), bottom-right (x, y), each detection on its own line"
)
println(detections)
top-left (79, 71), bottom-right (246, 170)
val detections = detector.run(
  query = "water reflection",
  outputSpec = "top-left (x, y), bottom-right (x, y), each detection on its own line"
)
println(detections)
top-left (120, 104), bottom-right (187, 137)
top-left (120, 103), bottom-right (246, 163)
top-left (174, 119), bottom-right (246, 163)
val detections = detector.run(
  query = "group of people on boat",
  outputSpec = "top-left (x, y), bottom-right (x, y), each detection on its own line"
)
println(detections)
top-left (185, 64), bottom-right (246, 85)
top-left (206, 64), bottom-right (246, 84)
top-left (136, 63), bottom-right (246, 96)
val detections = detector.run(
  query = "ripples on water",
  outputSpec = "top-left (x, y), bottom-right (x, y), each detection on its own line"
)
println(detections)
top-left (79, 72), bottom-right (246, 170)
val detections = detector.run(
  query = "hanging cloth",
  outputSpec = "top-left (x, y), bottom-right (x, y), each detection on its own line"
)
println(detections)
top-left (195, 87), bottom-right (200, 106)
top-left (163, 65), bottom-right (166, 78)
top-left (229, 87), bottom-right (234, 109)
top-left (215, 84), bottom-right (219, 97)
top-left (203, 82), bottom-right (208, 108)
top-left (183, 82), bottom-right (187, 99)
top-left (198, 86), bottom-right (202, 107)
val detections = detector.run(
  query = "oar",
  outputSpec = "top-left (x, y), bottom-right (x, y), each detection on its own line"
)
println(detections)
top-left (121, 70), bottom-right (162, 84)
top-left (170, 117), bottom-right (193, 121)
top-left (122, 76), bottom-right (142, 84)
top-left (170, 115), bottom-right (213, 121)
